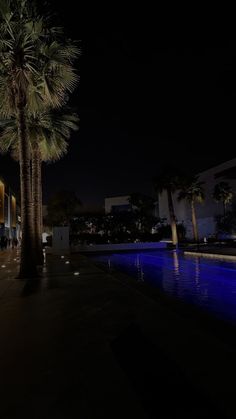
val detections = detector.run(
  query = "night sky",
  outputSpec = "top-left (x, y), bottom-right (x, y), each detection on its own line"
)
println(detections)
top-left (0, 6), bottom-right (235, 210)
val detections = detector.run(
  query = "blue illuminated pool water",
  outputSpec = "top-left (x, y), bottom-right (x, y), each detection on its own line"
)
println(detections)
top-left (91, 250), bottom-right (236, 323)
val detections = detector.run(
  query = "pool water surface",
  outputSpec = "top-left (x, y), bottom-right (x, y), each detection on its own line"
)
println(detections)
top-left (91, 250), bottom-right (236, 323)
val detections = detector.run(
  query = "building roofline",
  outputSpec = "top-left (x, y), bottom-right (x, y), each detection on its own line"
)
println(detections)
top-left (105, 195), bottom-right (130, 200)
top-left (197, 157), bottom-right (236, 177)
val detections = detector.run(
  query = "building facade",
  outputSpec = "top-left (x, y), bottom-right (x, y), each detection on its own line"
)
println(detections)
top-left (158, 158), bottom-right (236, 239)
top-left (105, 195), bottom-right (132, 214)
top-left (0, 177), bottom-right (20, 239)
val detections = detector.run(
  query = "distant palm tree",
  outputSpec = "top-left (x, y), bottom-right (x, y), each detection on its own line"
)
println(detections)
top-left (178, 177), bottom-right (205, 242)
top-left (154, 171), bottom-right (181, 246)
top-left (0, 0), bottom-right (79, 277)
top-left (0, 110), bottom-right (79, 263)
top-left (213, 182), bottom-right (233, 217)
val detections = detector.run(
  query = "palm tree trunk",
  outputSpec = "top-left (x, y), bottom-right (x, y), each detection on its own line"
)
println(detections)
top-left (223, 201), bottom-right (226, 217)
top-left (167, 188), bottom-right (178, 246)
top-left (17, 100), bottom-right (37, 278)
top-left (32, 145), bottom-right (44, 265)
top-left (39, 172), bottom-right (43, 240)
top-left (191, 200), bottom-right (199, 242)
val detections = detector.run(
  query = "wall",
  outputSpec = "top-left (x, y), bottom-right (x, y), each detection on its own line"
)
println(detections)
top-left (158, 158), bottom-right (236, 239)
top-left (52, 226), bottom-right (69, 254)
top-left (72, 241), bottom-right (168, 253)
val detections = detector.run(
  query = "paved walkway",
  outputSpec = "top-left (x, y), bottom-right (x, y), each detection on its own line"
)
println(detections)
top-left (0, 250), bottom-right (236, 418)
top-left (184, 245), bottom-right (236, 260)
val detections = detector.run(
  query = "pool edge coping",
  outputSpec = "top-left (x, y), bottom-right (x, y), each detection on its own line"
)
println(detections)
top-left (184, 251), bottom-right (236, 261)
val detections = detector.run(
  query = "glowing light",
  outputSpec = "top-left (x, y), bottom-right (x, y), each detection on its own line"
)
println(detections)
top-left (1, 265), bottom-right (6, 268)
top-left (65, 261), bottom-right (70, 264)
top-left (74, 272), bottom-right (80, 276)
top-left (61, 256), bottom-right (65, 259)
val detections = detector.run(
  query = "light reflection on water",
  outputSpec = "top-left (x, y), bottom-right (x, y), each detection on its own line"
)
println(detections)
top-left (91, 250), bottom-right (236, 323)
top-left (172, 251), bottom-right (180, 278)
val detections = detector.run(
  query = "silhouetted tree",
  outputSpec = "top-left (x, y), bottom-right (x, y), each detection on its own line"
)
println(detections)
top-left (154, 171), bottom-right (181, 246)
top-left (213, 182), bottom-right (233, 217)
top-left (46, 191), bottom-right (82, 226)
top-left (178, 176), bottom-right (205, 242)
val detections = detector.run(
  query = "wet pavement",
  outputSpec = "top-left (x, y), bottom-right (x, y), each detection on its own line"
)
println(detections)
top-left (0, 249), bottom-right (236, 418)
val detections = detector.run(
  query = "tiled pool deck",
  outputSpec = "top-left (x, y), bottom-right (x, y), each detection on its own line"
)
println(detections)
top-left (0, 249), bottom-right (236, 418)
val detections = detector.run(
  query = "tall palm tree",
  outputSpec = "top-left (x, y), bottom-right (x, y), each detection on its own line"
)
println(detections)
top-left (154, 171), bottom-right (181, 246)
top-left (0, 0), bottom-right (79, 277)
top-left (0, 110), bottom-right (79, 264)
top-left (31, 111), bottom-right (79, 263)
top-left (0, 1), bottom-right (39, 277)
top-left (213, 181), bottom-right (233, 217)
top-left (178, 176), bottom-right (205, 242)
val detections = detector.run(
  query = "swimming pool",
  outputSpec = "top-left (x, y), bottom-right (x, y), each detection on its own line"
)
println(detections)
top-left (91, 250), bottom-right (236, 323)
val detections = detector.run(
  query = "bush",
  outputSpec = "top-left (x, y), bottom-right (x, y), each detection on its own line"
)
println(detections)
top-left (156, 223), bottom-right (186, 241)
top-left (70, 233), bottom-right (108, 245)
top-left (215, 212), bottom-right (236, 234)
top-left (70, 231), bottom-right (162, 245)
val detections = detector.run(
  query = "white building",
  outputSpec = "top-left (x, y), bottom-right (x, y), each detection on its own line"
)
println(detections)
top-left (158, 158), bottom-right (236, 239)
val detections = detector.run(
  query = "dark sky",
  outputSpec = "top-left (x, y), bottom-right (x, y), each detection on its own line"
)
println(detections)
top-left (0, 6), bottom-right (235, 210)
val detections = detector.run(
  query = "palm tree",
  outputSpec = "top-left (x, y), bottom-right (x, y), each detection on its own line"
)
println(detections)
top-left (154, 171), bottom-right (181, 246)
top-left (0, 110), bottom-right (79, 264)
top-left (31, 111), bottom-right (79, 263)
top-left (178, 176), bottom-right (205, 242)
top-left (0, 0), bottom-right (79, 277)
top-left (213, 182), bottom-right (233, 217)
top-left (0, 1), bottom-right (38, 277)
